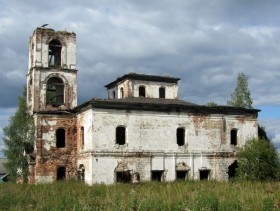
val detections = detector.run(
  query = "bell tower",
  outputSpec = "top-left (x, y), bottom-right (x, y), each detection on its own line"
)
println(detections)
top-left (27, 27), bottom-right (77, 113)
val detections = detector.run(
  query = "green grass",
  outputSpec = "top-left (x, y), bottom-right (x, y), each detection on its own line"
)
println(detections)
top-left (0, 180), bottom-right (280, 210)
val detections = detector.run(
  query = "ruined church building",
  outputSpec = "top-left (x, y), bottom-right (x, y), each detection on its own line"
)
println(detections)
top-left (27, 28), bottom-right (259, 184)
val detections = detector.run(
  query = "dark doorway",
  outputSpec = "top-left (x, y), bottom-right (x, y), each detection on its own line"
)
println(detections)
top-left (116, 171), bottom-right (131, 183)
top-left (228, 161), bottom-right (238, 179)
top-left (57, 167), bottom-right (66, 180)
top-left (199, 170), bottom-right (210, 180)
top-left (176, 170), bottom-right (188, 180)
top-left (151, 170), bottom-right (164, 182)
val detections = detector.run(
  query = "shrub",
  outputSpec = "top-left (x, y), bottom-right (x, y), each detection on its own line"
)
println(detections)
top-left (237, 138), bottom-right (280, 181)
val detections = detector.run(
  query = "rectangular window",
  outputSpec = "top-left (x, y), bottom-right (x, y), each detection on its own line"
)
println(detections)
top-left (177, 128), bottom-right (185, 146)
top-left (116, 126), bottom-right (126, 145)
top-left (139, 86), bottom-right (146, 97)
top-left (176, 170), bottom-right (188, 180)
top-left (159, 87), bottom-right (165, 98)
top-left (116, 171), bottom-right (131, 183)
top-left (230, 129), bottom-right (238, 146)
top-left (151, 170), bottom-right (164, 182)
top-left (199, 170), bottom-right (210, 180)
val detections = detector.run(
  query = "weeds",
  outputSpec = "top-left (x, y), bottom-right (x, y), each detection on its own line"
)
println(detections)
top-left (0, 180), bottom-right (279, 210)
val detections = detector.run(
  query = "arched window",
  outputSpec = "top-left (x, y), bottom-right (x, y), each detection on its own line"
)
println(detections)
top-left (57, 166), bottom-right (66, 180)
top-left (78, 164), bottom-right (85, 181)
top-left (56, 128), bottom-right (65, 148)
top-left (231, 129), bottom-right (238, 146)
top-left (120, 88), bottom-right (124, 98)
top-left (139, 86), bottom-right (146, 97)
top-left (177, 128), bottom-right (185, 146)
top-left (159, 87), bottom-right (165, 98)
top-left (116, 126), bottom-right (126, 145)
top-left (49, 39), bottom-right (62, 67)
top-left (81, 126), bottom-right (84, 147)
top-left (46, 77), bottom-right (64, 106)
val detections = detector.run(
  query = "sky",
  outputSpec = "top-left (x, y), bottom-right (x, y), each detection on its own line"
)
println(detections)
top-left (1, 0), bottom-right (280, 157)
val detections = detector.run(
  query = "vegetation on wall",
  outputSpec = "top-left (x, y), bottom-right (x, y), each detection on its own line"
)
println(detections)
top-left (3, 86), bottom-right (34, 182)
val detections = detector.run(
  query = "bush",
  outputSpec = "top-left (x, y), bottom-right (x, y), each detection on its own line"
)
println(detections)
top-left (237, 138), bottom-right (280, 181)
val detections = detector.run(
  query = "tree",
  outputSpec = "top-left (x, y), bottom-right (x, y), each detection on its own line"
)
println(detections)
top-left (3, 87), bottom-right (34, 182)
top-left (237, 138), bottom-right (280, 181)
top-left (227, 73), bottom-right (253, 109)
top-left (206, 102), bottom-right (218, 107)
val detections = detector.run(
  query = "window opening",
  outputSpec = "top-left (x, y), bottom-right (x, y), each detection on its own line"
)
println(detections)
top-left (57, 167), bottom-right (66, 180)
top-left (46, 77), bottom-right (64, 106)
top-left (151, 170), bottom-right (164, 182)
top-left (199, 170), bottom-right (210, 180)
top-left (139, 86), bottom-right (146, 97)
top-left (112, 91), bottom-right (116, 99)
top-left (78, 164), bottom-right (85, 181)
top-left (49, 39), bottom-right (62, 67)
top-left (159, 87), bottom-right (166, 98)
top-left (120, 88), bottom-right (124, 98)
top-left (116, 126), bottom-right (126, 145)
top-left (228, 161), bottom-right (238, 179)
top-left (116, 171), bottom-right (131, 183)
top-left (177, 128), bottom-right (185, 146)
top-left (176, 170), bottom-right (188, 180)
top-left (231, 129), bottom-right (238, 146)
top-left (56, 128), bottom-right (65, 148)
top-left (81, 126), bottom-right (84, 147)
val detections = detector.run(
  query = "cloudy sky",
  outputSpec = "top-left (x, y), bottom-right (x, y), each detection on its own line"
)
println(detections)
top-left (1, 0), bottom-right (280, 157)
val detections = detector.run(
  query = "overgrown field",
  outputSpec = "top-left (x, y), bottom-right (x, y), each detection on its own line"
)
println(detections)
top-left (0, 180), bottom-right (280, 210)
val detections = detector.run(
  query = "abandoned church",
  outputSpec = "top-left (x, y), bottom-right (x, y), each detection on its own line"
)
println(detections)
top-left (27, 28), bottom-right (259, 184)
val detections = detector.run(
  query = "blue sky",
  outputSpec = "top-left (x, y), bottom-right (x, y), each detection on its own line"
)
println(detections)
top-left (1, 0), bottom-right (280, 156)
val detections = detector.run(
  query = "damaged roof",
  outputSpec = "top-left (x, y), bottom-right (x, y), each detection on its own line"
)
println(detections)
top-left (75, 97), bottom-right (260, 116)
top-left (105, 73), bottom-right (180, 89)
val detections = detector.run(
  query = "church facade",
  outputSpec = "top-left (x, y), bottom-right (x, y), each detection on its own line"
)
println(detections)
top-left (27, 28), bottom-right (259, 184)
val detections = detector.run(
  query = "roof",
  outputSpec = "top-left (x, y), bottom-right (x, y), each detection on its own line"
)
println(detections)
top-left (104, 73), bottom-right (180, 89)
top-left (0, 158), bottom-right (7, 174)
top-left (75, 97), bottom-right (260, 116)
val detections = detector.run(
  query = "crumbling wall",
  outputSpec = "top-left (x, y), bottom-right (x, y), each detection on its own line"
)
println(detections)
top-left (30, 114), bottom-right (77, 184)
top-left (76, 108), bottom-right (257, 184)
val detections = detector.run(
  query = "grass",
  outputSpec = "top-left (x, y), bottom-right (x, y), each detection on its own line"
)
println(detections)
top-left (0, 180), bottom-right (280, 210)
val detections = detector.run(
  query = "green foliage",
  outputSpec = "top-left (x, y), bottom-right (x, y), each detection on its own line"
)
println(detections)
top-left (258, 124), bottom-right (270, 142)
top-left (3, 86), bottom-right (34, 182)
top-left (0, 181), bottom-right (280, 210)
top-left (227, 72), bottom-right (253, 109)
top-left (237, 138), bottom-right (280, 181)
top-left (206, 101), bottom-right (218, 107)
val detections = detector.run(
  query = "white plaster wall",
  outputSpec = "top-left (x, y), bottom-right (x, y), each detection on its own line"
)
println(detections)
top-left (79, 153), bottom-right (219, 184)
top-left (132, 80), bottom-right (178, 99)
top-left (77, 108), bottom-right (257, 184)
top-left (107, 79), bottom-right (178, 99)
top-left (77, 110), bottom-right (94, 151)
top-left (85, 109), bottom-right (257, 153)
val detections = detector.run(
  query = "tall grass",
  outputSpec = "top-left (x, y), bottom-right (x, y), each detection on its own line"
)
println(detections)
top-left (0, 180), bottom-right (279, 210)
